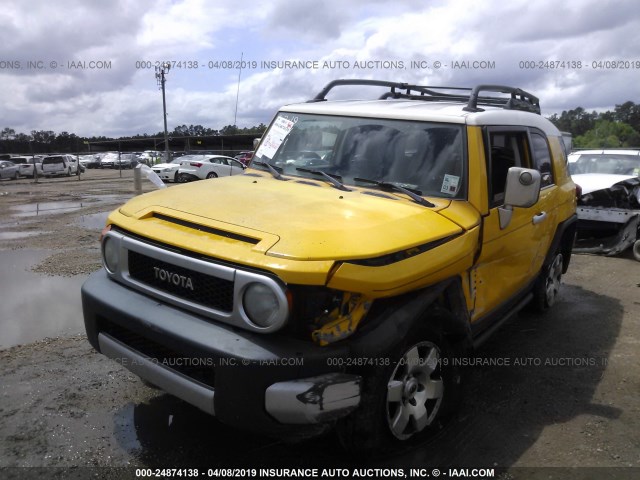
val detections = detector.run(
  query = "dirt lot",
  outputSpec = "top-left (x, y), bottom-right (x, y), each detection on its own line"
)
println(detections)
top-left (0, 171), bottom-right (639, 478)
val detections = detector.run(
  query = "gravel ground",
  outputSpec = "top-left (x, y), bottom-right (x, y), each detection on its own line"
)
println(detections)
top-left (0, 171), bottom-right (639, 479)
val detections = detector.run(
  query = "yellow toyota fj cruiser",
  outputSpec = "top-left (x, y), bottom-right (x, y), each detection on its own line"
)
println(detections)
top-left (82, 80), bottom-right (577, 451)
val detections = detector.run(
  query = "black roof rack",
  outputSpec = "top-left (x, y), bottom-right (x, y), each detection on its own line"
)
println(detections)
top-left (309, 79), bottom-right (541, 115)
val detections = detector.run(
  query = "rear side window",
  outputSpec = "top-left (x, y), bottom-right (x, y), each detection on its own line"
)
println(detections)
top-left (44, 156), bottom-right (65, 164)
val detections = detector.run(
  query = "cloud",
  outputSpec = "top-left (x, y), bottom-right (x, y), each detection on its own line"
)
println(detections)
top-left (0, 0), bottom-right (639, 138)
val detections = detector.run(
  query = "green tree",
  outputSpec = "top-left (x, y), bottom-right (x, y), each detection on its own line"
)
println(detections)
top-left (574, 120), bottom-right (640, 148)
top-left (613, 101), bottom-right (640, 132)
top-left (1, 127), bottom-right (16, 140)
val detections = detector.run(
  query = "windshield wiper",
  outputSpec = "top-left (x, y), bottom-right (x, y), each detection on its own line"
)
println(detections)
top-left (353, 177), bottom-right (435, 207)
top-left (296, 167), bottom-right (351, 191)
top-left (252, 161), bottom-right (286, 180)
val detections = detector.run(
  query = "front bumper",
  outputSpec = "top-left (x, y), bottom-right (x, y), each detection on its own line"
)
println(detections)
top-left (82, 270), bottom-right (360, 433)
top-left (152, 170), bottom-right (174, 180)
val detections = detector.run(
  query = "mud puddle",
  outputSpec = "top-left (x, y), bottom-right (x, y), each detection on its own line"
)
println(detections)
top-left (0, 249), bottom-right (86, 349)
top-left (73, 212), bottom-right (109, 230)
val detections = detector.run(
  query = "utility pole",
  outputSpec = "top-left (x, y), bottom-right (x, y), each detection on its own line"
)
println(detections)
top-left (234, 52), bottom-right (243, 128)
top-left (156, 62), bottom-right (171, 162)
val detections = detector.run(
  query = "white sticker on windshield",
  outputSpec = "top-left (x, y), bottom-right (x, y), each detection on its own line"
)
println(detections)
top-left (441, 174), bottom-right (460, 195)
top-left (255, 115), bottom-right (296, 160)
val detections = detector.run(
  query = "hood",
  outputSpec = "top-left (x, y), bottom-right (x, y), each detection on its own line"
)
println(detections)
top-left (572, 173), bottom-right (637, 195)
top-left (118, 173), bottom-right (463, 261)
top-left (578, 176), bottom-right (640, 209)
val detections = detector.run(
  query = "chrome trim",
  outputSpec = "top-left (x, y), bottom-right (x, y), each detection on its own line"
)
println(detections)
top-left (101, 230), bottom-right (289, 333)
top-left (98, 332), bottom-right (215, 415)
top-left (265, 373), bottom-right (361, 424)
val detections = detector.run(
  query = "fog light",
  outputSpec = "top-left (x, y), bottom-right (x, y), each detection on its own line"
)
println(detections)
top-left (243, 283), bottom-right (279, 328)
top-left (102, 236), bottom-right (119, 273)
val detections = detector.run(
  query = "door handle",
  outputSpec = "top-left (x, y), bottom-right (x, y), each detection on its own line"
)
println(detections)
top-left (532, 212), bottom-right (547, 225)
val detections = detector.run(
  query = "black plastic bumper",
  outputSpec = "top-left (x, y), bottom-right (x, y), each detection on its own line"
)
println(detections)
top-left (81, 270), bottom-right (355, 434)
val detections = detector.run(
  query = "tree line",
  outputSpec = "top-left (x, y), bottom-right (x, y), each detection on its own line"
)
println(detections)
top-left (0, 124), bottom-right (268, 154)
top-left (548, 101), bottom-right (640, 148)
top-left (2, 101), bottom-right (640, 154)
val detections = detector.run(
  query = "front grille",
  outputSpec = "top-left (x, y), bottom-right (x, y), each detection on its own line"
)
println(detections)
top-left (128, 250), bottom-right (234, 312)
top-left (100, 319), bottom-right (216, 387)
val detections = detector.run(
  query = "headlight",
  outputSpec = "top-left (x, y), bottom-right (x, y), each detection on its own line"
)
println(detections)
top-left (102, 236), bottom-right (119, 273)
top-left (243, 283), bottom-right (280, 328)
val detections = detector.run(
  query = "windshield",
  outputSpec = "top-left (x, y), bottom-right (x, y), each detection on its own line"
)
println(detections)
top-left (253, 113), bottom-right (466, 198)
top-left (569, 153), bottom-right (640, 176)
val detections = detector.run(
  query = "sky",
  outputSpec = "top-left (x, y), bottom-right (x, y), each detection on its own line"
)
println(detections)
top-left (1, 0), bottom-right (639, 138)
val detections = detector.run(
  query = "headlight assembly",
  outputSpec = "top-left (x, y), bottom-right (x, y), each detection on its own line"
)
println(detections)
top-left (242, 283), bottom-right (281, 328)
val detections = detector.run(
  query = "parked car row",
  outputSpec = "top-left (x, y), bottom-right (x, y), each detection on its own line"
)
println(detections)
top-left (151, 154), bottom-right (246, 183)
top-left (0, 154), bottom-right (87, 179)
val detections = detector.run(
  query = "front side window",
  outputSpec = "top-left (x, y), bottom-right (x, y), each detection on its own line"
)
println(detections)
top-left (486, 130), bottom-right (530, 206)
top-left (530, 132), bottom-right (554, 187)
top-left (254, 113), bottom-right (467, 199)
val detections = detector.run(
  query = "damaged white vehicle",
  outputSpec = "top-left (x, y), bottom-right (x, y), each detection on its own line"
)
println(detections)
top-left (569, 149), bottom-right (640, 261)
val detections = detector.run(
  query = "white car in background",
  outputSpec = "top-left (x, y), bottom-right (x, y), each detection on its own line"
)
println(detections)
top-left (41, 155), bottom-right (79, 176)
top-left (568, 149), bottom-right (640, 260)
top-left (177, 155), bottom-right (245, 182)
top-left (12, 156), bottom-right (44, 178)
top-left (568, 149), bottom-right (640, 194)
top-left (152, 156), bottom-right (195, 182)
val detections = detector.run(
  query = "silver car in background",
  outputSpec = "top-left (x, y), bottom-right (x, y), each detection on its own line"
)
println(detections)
top-left (0, 160), bottom-right (20, 180)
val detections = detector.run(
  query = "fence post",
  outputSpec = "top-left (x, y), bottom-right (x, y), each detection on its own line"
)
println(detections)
top-left (133, 165), bottom-right (142, 195)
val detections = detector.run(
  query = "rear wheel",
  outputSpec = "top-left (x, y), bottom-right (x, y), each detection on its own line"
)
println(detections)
top-left (173, 171), bottom-right (179, 183)
top-left (531, 251), bottom-right (563, 312)
top-left (206, 172), bottom-right (218, 179)
top-left (337, 318), bottom-right (460, 452)
top-left (632, 239), bottom-right (640, 262)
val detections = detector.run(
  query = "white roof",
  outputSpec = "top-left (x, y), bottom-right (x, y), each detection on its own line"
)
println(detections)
top-left (281, 99), bottom-right (561, 136)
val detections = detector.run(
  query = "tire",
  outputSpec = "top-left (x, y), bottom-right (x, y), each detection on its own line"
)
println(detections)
top-left (206, 172), bottom-right (218, 179)
top-left (531, 250), bottom-right (563, 312)
top-left (177, 173), bottom-right (188, 183)
top-left (12, 171), bottom-right (19, 180)
top-left (633, 239), bottom-right (640, 262)
top-left (337, 317), bottom-right (461, 453)
top-left (66, 168), bottom-right (71, 177)
top-left (173, 171), bottom-right (179, 183)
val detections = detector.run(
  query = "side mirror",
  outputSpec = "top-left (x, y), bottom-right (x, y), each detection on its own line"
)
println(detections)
top-left (499, 167), bottom-right (541, 229)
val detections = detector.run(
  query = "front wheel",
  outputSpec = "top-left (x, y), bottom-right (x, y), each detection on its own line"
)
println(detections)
top-left (337, 320), bottom-right (460, 452)
top-left (66, 168), bottom-right (71, 177)
top-left (206, 172), bottom-right (218, 179)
